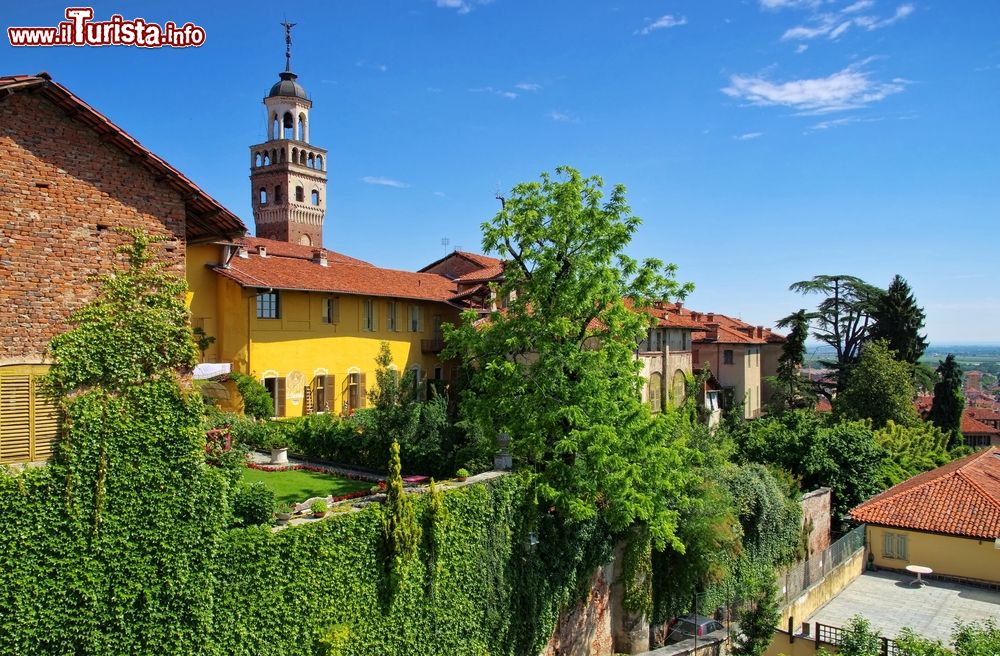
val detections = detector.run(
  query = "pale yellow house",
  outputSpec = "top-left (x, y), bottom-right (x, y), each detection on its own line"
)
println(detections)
top-left (850, 447), bottom-right (1000, 585)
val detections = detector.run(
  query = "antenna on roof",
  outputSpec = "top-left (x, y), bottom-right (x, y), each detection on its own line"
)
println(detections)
top-left (441, 237), bottom-right (451, 253)
top-left (495, 182), bottom-right (505, 210)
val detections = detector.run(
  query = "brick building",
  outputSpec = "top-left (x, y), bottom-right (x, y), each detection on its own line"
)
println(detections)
top-left (0, 73), bottom-right (245, 464)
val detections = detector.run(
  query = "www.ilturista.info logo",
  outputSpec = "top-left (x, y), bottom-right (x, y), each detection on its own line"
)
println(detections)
top-left (7, 7), bottom-right (206, 48)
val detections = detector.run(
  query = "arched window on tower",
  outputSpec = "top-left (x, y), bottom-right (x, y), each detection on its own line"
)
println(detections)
top-left (299, 234), bottom-right (312, 246)
top-left (271, 113), bottom-right (279, 140)
top-left (307, 153), bottom-right (315, 169)
top-left (282, 111), bottom-right (294, 140)
top-left (291, 147), bottom-right (298, 164)
top-left (278, 149), bottom-right (285, 163)
top-left (295, 186), bottom-right (304, 202)
top-left (274, 185), bottom-right (283, 203)
top-left (316, 155), bottom-right (323, 171)
top-left (259, 187), bottom-right (267, 205)
top-left (298, 113), bottom-right (307, 141)
top-left (263, 152), bottom-right (271, 166)
top-left (254, 152), bottom-right (262, 167)
top-left (311, 189), bottom-right (320, 206)
top-left (271, 149), bottom-right (277, 165)
top-left (299, 151), bottom-right (307, 165)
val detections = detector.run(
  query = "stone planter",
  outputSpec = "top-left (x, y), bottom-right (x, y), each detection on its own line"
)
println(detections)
top-left (275, 512), bottom-right (292, 525)
top-left (269, 447), bottom-right (289, 465)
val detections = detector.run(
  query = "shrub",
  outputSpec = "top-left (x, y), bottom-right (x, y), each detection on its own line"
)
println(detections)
top-left (232, 482), bottom-right (276, 527)
top-left (456, 468), bottom-right (470, 479)
top-left (231, 372), bottom-right (274, 420)
top-left (310, 499), bottom-right (329, 515)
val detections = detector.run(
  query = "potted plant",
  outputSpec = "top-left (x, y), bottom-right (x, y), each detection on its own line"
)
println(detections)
top-left (264, 423), bottom-right (290, 465)
top-left (455, 467), bottom-right (470, 482)
top-left (274, 502), bottom-right (293, 525)
top-left (310, 499), bottom-right (329, 518)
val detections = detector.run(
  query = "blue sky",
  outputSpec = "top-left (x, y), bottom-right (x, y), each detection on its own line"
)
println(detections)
top-left (4, 1), bottom-right (999, 343)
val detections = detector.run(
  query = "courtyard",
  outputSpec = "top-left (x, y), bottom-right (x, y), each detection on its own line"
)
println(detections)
top-left (807, 571), bottom-right (1000, 643)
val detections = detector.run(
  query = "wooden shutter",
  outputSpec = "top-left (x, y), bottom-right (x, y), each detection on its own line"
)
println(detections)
top-left (882, 532), bottom-right (894, 558)
top-left (32, 381), bottom-right (59, 461)
top-left (0, 375), bottom-right (31, 464)
top-left (896, 535), bottom-right (907, 561)
top-left (358, 373), bottom-right (367, 408)
top-left (332, 298), bottom-right (340, 324)
top-left (371, 301), bottom-right (378, 332)
top-left (326, 375), bottom-right (334, 412)
top-left (275, 377), bottom-right (286, 417)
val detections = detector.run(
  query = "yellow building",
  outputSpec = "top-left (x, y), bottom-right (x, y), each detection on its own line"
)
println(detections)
top-left (850, 446), bottom-right (1000, 585)
top-left (186, 238), bottom-right (463, 417)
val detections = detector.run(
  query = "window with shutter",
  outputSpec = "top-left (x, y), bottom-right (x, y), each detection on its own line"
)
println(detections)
top-left (358, 373), bottom-right (367, 408)
top-left (0, 366), bottom-right (59, 464)
top-left (0, 375), bottom-right (31, 463)
top-left (322, 297), bottom-right (340, 324)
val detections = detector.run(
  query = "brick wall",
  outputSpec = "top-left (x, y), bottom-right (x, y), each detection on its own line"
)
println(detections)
top-left (0, 91), bottom-right (187, 365)
top-left (801, 488), bottom-right (832, 556)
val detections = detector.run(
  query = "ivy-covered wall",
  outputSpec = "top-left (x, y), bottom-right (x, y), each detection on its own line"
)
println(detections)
top-left (0, 237), bottom-right (610, 656)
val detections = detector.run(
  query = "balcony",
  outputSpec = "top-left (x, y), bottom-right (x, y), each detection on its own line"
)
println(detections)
top-left (421, 337), bottom-right (445, 354)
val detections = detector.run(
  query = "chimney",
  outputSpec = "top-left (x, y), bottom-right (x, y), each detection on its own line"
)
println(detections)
top-left (705, 323), bottom-right (720, 340)
top-left (757, 325), bottom-right (764, 338)
top-left (312, 248), bottom-right (328, 267)
top-left (691, 311), bottom-right (701, 322)
top-left (706, 312), bottom-right (715, 322)
top-left (257, 245), bottom-right (267, 258)
top-left (675, 301), bottom-right (683, 311)
top-left (237, 245), bottom-right (249, 259)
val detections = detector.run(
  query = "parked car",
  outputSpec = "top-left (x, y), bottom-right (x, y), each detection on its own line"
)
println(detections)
top-left (666, 615), bottom-right (725, 643)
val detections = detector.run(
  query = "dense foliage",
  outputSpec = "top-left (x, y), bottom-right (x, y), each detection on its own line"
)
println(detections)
top-left (731, 577), bottom-right (781, 656)
top-left (825, 616), bottom-right (1000, 656)
top-left (930, 354), bottom-right (965, 443)
top-left (232, 480), bottom-right (276, 527)
top-left (869, 274), bottom-right (928, 365)
top-left (834, 340), bottom-right (921, 429)
top-left (231, 371), bottom-right (275, 420)
top-left (0, 235), bottom-right (618, 656)
top-left (768, 308), bottom-right (814, 412)
top-left (445, 166), bottom-right (696, 551)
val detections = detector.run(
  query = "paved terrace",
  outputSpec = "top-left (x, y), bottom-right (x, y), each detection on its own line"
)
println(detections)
top-left (807, 571), bottom-right (1000, 643)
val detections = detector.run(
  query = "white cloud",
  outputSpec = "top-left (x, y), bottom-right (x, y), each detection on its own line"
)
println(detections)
top-left (734, 132), bottom-right (764, 140)
top-left (362, 176), bottom-right (409, 188)
top-left (722, 60), bottom-right (908, 114)
top-left (842, 0), bottom-right (875, 13)
top-left (548, 110), bottom-right (579, 123)
top-left (469, 86), bottom-right (519, 99)
top-left (636, 14), bottom-right (687, 35)
top-left (782, 2), bottom-right (915, 41)
top-left (515, 82), bottom-right (542, 92)
top-left (435, 0), bottom-right (492, 14)
top-left (760, 0), bottom-right (824, 9)
top-left (433, 191), bottom-right (447, 197)
top-left (796, 44), bottom-right (809, 53)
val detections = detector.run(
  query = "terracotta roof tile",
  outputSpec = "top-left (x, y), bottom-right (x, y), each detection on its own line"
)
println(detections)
top-left (237, 237), bottom-right (373, 267)
top-left (967, 407), bottom-right (1000, 422)
top-left (0, 73), bottom-right (246, 241)
top-left (849, 447), bottom-right (1000, 539)
top-left (456, 263), bottom-right (504, 283)
top-left (962, 412), bottom-right (1000, 436)
top-left (215, 250), bottom-right (458, 303)
top-left (418, 250), bottom-right (502, 274)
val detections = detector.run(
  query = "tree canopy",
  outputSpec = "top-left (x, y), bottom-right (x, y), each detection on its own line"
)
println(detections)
top-left (768, 308), bottom-right (815, 412)
top-left (834, 340), bottom-right (920, 429)
top-left (869, 274), bottom-right (928, 365)
top-left (929, 354), bottom-right (965, 445)
top-left (444, 165), bottom-right (695, 550)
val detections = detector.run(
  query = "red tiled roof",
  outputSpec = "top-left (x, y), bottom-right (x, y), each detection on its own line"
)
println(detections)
top-left (456, 263), bottom-right (504, 283)
top-left (238, 237), bottom-right (373, 267)
top-left (651, 303), bottom-right (785, 344)
top-left (815, 399), bottom-right (833, 413)
top-left (0, 73), bottom-right (246, 242)
top-left (214, 250), bottom-right (458, 303)
top-left (849, 447), bottom-right (1000, 540)
top-left (418, 250), bottom-right (502, 274)
top-left (962, 413), bottom-right (1000, 436)
top-left (967, 407), bottom-right (1000, 422)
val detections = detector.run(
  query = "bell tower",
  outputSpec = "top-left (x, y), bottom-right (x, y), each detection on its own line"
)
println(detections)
top-left (249, 21), bottom-right (327, 246)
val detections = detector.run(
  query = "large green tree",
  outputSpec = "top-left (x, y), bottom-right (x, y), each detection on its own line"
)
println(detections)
top-left (788, 275), bottom-right (882, 398)
top-left (869, 275), bottom-right (928, 364)
top-left (834, 340), bottom-right (920, 429)
top-left (444, 165), bottom-right (695, 550)
top-left (768, 308), bottom-right (815, 412)
top-left (929, 354), bottom-right (965, 446)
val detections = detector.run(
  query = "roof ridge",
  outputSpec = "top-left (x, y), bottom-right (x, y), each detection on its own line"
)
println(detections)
top-left (858, 448), bottom-right (997, 510)
top-left (956, 464), bottom-right (1000, 515)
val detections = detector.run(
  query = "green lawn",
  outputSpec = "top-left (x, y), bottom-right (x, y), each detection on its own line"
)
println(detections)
top-left (242, 467), bottom-right (372, 505)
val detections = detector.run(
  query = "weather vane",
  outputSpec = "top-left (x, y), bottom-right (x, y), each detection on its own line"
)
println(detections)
top-left (280, 19), bottom-right (297, 72)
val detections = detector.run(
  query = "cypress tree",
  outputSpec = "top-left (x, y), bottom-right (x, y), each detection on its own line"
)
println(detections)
top-left (869, 274), bottom-right (928, 364)
top-left (769, 309), bottom-right (815, 411)
top-left (929, 354), bottom-right (965, 445)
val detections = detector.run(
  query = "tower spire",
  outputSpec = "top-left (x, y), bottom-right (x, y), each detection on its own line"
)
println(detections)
top-left (280, 20), bottom-right (297, 72)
